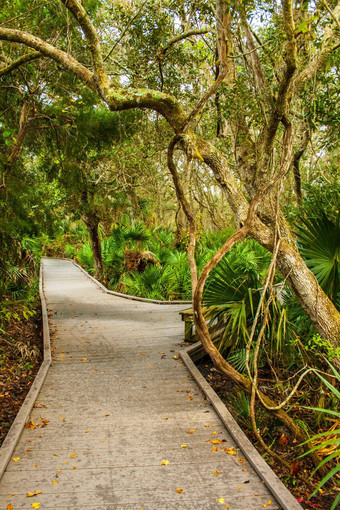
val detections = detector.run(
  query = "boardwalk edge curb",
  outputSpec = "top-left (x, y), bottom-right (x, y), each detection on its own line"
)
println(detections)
top-left (179, 342), bottom-right (302, 510)
top-left (0, 260), bottom-right (52, 480)
top-left (68, 259), bottom-right (192, 305)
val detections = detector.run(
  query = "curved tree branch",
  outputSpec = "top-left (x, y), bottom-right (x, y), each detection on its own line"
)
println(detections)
top-left (0, 27), bottom-right (96, 91)
top-left (60, 0), bottom-right (108, 91)
top-left (0, 51), bottom-right (41, 77)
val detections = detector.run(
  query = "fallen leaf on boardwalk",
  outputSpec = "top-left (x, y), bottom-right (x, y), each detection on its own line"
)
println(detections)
top-left (206, 439), bottom-right (211, 443)
top-left (212, 439), bottom-right (222, 444)
top-left (176, 488), bottom-right (183, 494)
top-left (238, 458), bottom-right (247, 463)
top-left (161, 460), bottom-right (169, 465)
top-left (57, 469), bottom-right (61, 472)
top-left (173, 355), bottom-right (179, 359)
top-left (34, 463), bottom-right (38, 467)
top-left (225, 506), bottom-right (229, 510)
top-left (70, 452), bottom-right (76, 458)
top-left (62, 462), bottom-right (69, 465)
top-left (104, 414), bottom-right (110, 416)
top-left (148, 363), bottom-right (151, 367)
top-left (221, 446), bottom-right (237, 455)
top-left (27, 491), bottom-right (42, 497)
top-left (7, 505), bottom-right (13, 510)
top-left (26, 418), bottom-right (49, 430)
top-left (72, 466), bottom-right (77, 469)
top-left (163, 417), bottom-right (168, 420)
top-left (188, 396), bottom-right (193, 400)
top-left (32, 504), bottom-right (40, 509)
top-left (187, 430), bottom-right (195, 434)
top-left (85, 430), bottom-right (90, 433)
top-left (180, 444), bottom-right (187, 448)
top-left (211, 447), bottom-right (219, 452)
top-left (204, 424), bottom-right (211, 427)
top-left (53, 480), bottom-right (58, 484)
top-left (212, 431), bottom-right (217, 435)
top-left (213, 470), bottom-right (221, 476)
top-left (81, 358), bottom-right (87, 362)
top-left (218, 498), bottom-right (225, 503)
top-left (12, 457), bottom-right (20, 462)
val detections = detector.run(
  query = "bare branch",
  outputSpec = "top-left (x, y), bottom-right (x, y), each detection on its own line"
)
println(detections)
top-left (158, 27), bottom-right (212, 58)
top-left (60, 0), bottom-right (108, 90)
top-left (323, 0), bottom-right (340, 30)
top-left (0, 27), bottom-right (96, 92)
top-left (167, 136), bottom-right (197, 294)
top-left (0, 51), bottom-right (41, 77)
top-left (104, 0), bottom-right (149, 62)
top-left (293, 4), bottom-right (340, 91)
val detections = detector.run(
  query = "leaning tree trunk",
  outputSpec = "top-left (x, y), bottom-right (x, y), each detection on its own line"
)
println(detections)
top-left (82, 215), bottom-right (104, 280)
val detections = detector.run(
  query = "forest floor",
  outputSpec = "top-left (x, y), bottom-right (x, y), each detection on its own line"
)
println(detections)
top-left (197, 358), bottom-right (338, 510)
top-left (0, 308), bottom-right (42, 446)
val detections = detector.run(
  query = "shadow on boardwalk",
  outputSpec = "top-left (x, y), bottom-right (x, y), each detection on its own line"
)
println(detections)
top-left (0, 259), bottom-right (284, 509)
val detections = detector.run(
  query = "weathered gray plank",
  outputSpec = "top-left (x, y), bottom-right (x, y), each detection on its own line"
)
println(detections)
top-left (0, 259), bottom-right (294, 509)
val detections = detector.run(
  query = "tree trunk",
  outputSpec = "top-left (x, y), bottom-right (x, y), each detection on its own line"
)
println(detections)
top-left (82, 216), bottom-right (104, 280)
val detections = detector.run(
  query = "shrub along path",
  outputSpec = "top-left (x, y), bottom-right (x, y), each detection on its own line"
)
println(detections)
top-left (0, 259), bottom-right (285, 509)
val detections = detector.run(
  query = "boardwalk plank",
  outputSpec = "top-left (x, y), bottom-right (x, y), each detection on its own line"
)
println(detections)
top-left (0, 259), bottom-right (293, 509)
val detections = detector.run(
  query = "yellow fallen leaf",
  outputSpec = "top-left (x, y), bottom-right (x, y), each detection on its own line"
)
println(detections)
top-left (213, 470), bottom-right (221, 476)
top-left (34, 463), bottom-right (38, 467)
top-left (212, 439), bottom-right (222, 444)
top-left (7, 505), bottom-right (13, 510)
top-left (81, 358), bottom-right (87, 362)
top-left (204, 424), bottom-right (211, 427)
top-left (161, 460), bottom-right (169, 465)
top-left (268, 501), bottom-right (272, 505)
top-left (148, 363), bottom-right (151, 367)
top-left (62, 462), bottom-right (69, 465)
top-left (173, 355), bottom-right (179, 359)
top-left (70, 452), bottom-right (76, 458)
top-left (12, 457), bottom-right (20, 462)
top-left (32, 504), bottom-right (40, 509)
top-left (238, 457), bottom-right (247, 463)
top-left (237, 486), bottom-right (242, 489)
top-left (225, 505), bottom-right (229, 510)
top-left (212, 431), bottom-right (217, 435)
top-left (227, 448), bottom-right (237, 455)
top-left (57, 469), bottom-right (61, 472)
top-left (176, 488), bottom-right (183, 493)
top-left (187, 429), bottom-right (195, 434)
top-left (218, 498), bottom-right (225, 503)
top-left (72, 466), bottom-right (77, 469)
top-left (180, 444), bottom-right (187, 448)
top-left (27, 490), bottom-right (41, 497)
top-left (211, 447), bottom-right (219, 452)
top-left (53, 480), bottom-right (58, 484)
top-left (85, 430), bottom-right (90, 433)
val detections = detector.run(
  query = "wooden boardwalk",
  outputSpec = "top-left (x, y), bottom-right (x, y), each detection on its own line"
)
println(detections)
top-left (0, 259), bottom-right (285, 509)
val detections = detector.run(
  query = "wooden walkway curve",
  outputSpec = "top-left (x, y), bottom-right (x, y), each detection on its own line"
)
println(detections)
top-left (0, 259), bottom-right (292, 509)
